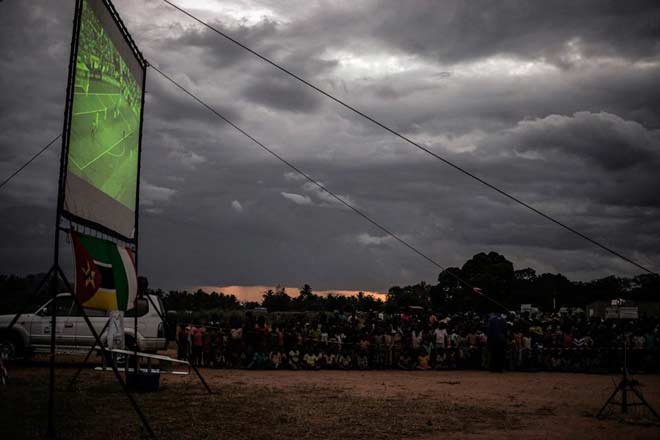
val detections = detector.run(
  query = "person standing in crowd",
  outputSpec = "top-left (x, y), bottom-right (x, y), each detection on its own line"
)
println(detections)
top-left (433, 322), bottom-right (447, 351)
top-left (205, 327), bottom-right (219, 367)
top-left (487, 313), bottom-right (507, 372)
top-left (177, 324), bottom-right (189, 361)
top-left (243, 311), bottom-right (256, 367)
top-left (210, 326), bottom-right (223, 368)
top-left (250, 315), bottom-right (269, 369)
top-left (191, 323), bottom-right (204, 367)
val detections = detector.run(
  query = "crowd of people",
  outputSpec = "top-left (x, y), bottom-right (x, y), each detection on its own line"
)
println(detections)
top-left (174, 309), bottom-right (660, 373)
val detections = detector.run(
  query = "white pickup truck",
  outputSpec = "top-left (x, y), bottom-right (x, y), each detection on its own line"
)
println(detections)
top-left (0, 293), bottom-right (167, 358)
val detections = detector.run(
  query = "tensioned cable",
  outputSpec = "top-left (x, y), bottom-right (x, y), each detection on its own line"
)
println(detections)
top-left (159, 0), bottom-right (656, 276)
top-left (0, 134), bottom-right (61, 191)
top-left (150, 63), bottom-right (509, 312)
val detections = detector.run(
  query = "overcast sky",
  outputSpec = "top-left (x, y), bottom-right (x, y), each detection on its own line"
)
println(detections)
top-left (1, 0), bottom-right (659, 293)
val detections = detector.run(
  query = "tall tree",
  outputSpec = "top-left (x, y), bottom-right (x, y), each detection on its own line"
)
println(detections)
top-left (461, 252), bottom-right (514, 311)
top-left (261, 288), bottom-right (292, 311)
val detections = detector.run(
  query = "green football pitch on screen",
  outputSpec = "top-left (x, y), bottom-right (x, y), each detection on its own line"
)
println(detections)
top-left (68, 0), bottom-right (142, 210)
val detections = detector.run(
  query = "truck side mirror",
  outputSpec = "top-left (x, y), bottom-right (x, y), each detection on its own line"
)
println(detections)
top-left (138, 276), bottom-right (149, 294)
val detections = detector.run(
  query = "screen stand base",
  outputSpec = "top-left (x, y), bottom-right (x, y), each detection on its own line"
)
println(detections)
top-left (5, 264), bottom-right (156, 439)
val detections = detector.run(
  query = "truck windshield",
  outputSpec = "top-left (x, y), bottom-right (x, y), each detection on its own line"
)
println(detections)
top-left (41, 296), bottom-right (76, 316)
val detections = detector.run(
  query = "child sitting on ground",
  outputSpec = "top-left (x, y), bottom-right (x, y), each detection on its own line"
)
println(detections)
top-left (417, 350), bottom-right (431, 370)
top-left (434, 348), bottom-right (448, 370)
top-left (325, 346), bottom-right (338, 369)
top-left (357, 350), bottom-right (369, 370)
top-left (248, 351), bottom-right (267, 369)
top-left (270, 351), bottom-right (283, 369)
top-left (303, 352), bottom-right (318, 369)
top-left (288, 348), bottom-right (300, 370)
top-left (398, 352), bottom-right (413, 370)
top-left (337, 351), bottom-right (352, 369)
top-left (316, 350), bottom-right (328, 369)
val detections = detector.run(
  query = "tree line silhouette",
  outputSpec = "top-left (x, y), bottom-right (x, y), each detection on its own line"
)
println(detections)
top-left (1, 251), bottom-right (656, 314)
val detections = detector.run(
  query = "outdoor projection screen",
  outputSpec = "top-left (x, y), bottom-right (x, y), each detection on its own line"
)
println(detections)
top-left (63, 0), bottom-right (146, 240)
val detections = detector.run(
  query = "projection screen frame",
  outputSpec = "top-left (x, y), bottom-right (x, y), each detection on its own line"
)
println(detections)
top-left (60, 0), bottom-right (147, 245)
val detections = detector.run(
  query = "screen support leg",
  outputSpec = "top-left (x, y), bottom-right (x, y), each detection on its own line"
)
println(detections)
top-left (144, 294), bottom-right (212, 394)
top-left (66, 318), bottom-right (112, 391)
top-left (47, 265), bottom-right (58, 439)
top-left (597, 342), bottom-right (659, 420)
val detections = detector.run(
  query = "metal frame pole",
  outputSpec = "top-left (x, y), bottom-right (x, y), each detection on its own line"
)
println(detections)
top-left (47, 273), bottom-right (58, 439)
top-left (132, 53), bottom-right (148, 376)
top-left (57, 267), bottom-right (156, 438)
top-left (47, 0), bottom-right (83, 436)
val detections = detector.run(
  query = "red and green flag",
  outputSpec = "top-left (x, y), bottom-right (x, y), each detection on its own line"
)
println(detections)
top-left (71, 232), bottom-right (137, 311)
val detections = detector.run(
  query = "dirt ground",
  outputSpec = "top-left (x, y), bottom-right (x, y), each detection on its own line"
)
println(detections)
top-left (1, 361), bottom-right (659, 439)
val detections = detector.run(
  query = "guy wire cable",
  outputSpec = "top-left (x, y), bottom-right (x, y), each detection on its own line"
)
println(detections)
top-left (158, 0), bottom-right (656, 276)
top-left (150, 63), bottom-right (510, 313)
top-left (0, 134), bottom-right (61, 191)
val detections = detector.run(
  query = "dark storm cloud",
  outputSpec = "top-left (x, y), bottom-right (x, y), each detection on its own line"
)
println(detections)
top-left (157, 18), bottom-right (336, 112)
top-left (1, 0), bottom-right (659, 292)
top-left (473, 112), bottom-right (660, 211)
top-left (167, 19), bottom-right (279, 68)
top-left (146, 71), bottom-right (243, 124)
top-left (359, 0), bottom-right (660, 65)
top-left (504, 112), bottom-right (659, 171)
top-left (241, 74), bottom-right (323, 112)
top-left (346, 63), bottom-right (660, 140)
top-left (0, 1), bottom-right (69, 207)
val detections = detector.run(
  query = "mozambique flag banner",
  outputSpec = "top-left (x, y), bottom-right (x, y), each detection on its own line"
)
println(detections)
top-left (71, 232), bottom-right (137, 311)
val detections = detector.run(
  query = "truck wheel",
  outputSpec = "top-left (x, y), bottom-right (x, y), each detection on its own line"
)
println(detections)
top-left (0, 334), bottom-right (23, 360)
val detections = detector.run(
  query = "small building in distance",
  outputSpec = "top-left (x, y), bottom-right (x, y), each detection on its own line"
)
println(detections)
top-left (587, 299), bottom-right (660, 319)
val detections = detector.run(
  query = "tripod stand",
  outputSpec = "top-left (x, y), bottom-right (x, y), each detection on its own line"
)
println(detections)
top-left (597, 339), bottom-right (659, 421)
